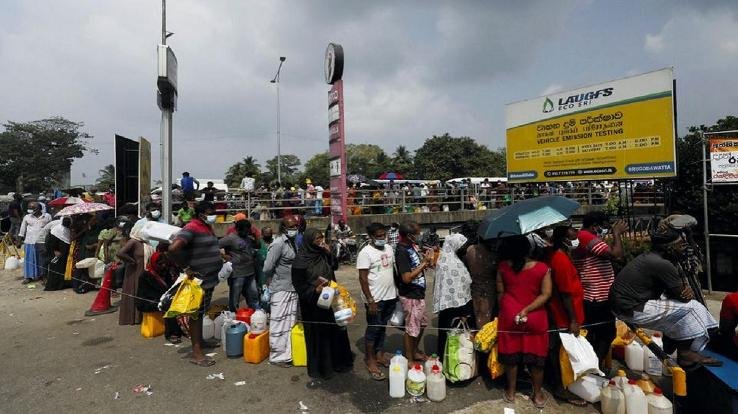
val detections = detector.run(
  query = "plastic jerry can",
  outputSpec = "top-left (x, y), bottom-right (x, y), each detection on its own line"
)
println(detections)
top-left (424, 354), bottom-right (443, 377)
top-left (647, 387), bottom-right (673, 414)
top-left (600, 380), bottom-right (626, 414)
top-left (389, 361), bottom-right (405, 398)
top-left (250, 309), bottom-right (268, 334)
top-left (291, 323), bottom-right (307, 367)
top-left (612, 369), bottom-right (629, 390)
top-left (226, 323), bottom-right (248, 358)
top-left (426, 364), bottom-right (446, 402)
top-left (236, 307), bottom-right (255, 325)
top-left (202, 316), bottom-right (215, 340)
top-left (213, 313), bottom-right (225, 340)
top-left (244, 330), bottom-right (270, 364)
top-left (625, 341), bottom-right (645, 371)
top-left (623, 379), bottom-right (648, 414)
top-left (644, 333), bottom-right (664, 377)
top-left (140, 312), bottom-right (165, 338)
top-left (567, 373), bottom-right (607, 403)
top-left (317, 286), bottom-right (335, 309)
top-left (406, 364), bottom-right (426, 397)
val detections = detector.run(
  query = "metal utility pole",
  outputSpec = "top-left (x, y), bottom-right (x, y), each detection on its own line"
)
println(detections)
top-left (271, 57), bottom-right (286, 187)
top-left (157, 0), bottom-right (177, 222)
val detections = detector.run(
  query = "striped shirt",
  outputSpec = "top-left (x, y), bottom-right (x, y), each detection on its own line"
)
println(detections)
top-left (572, 229), bottom-right (614, 302)
top-left (174, 218), bottom-right (222, 289)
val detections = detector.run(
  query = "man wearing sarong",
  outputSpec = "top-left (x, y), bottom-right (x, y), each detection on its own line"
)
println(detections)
top-left (610, 220), bottom-right (721, 371)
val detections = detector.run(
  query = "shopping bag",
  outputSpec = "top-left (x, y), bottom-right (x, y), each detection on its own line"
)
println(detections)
top-left (163, 275), bottom-right (204, 319)
top-left (487, 343), bottom-right (504, 380)
top-left (474, 318), bottom-right (498, 353)
top-left (217, 261), bottom-right (233, 282)
top-left (559, 329), bottom-right (604, 384)
top-left (389, 301), bottom-right (404, 327)
top-left (443, 318), bottom-right (477, 383)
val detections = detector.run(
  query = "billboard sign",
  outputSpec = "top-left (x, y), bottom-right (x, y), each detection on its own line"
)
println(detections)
top-left (114, 135), bottom-right (139, 216)
top-left (710, 137), bottom-right (738, 183)
top-left (506, 68), bottom-right (676, 182)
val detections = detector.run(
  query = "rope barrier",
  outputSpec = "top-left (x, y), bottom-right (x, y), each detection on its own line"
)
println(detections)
top-left (16, 257), bottom-right (614, 335)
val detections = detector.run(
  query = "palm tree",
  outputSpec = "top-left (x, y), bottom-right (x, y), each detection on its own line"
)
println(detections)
top-left (224, 156), bottom-right (261, 188)
top-left (391, 145), bottom-right (413, 176)
top-left (96, 164), bottom-right (115, 190)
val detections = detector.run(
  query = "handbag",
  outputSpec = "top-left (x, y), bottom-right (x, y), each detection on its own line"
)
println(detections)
top-left (443, 318), bottom-right (477, 383)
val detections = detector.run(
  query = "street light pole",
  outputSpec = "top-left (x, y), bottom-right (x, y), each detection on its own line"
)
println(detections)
top-left (158, 0), bottom-right (176, 222)
top-left (271, 57), bottom-right (286, 187)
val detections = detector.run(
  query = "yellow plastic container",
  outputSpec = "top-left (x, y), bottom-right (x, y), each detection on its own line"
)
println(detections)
top-left (244, 330), bottom-right (270, 364)
top-left (291, 323), bottom-right (307, 367)
top-left (141, 312), bottom-right (165, 338)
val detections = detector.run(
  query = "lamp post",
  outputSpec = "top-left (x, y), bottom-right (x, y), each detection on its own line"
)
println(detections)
top-left (157, 0), bottom-right (177, 222)
top-left (270, 57), bottom-right (286, 187)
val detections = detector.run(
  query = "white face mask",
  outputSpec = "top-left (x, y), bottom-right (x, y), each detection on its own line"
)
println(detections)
top-left (27, 209), bottom-right (34, 214)
top-left (598, 228), bottom-right (609, 236)
top-left (373, 239), bottom-right (387, 248)
top-left (206, 215), bottom-right (217, 224)
top-left (286, 229), bottom-right (298, 238)
top-left (151, 210), bottom-right (161, 219)
top-left (569, 239), bottom-right (580, 248)
top-left (544, 229), bottom-right (553, 239)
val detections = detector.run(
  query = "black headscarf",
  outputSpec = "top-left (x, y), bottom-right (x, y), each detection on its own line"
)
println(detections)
top-left (292, 228), bottom-right (334, 280)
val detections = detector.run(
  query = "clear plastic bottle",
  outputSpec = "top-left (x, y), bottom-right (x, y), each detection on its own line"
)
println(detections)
top-left (406, 364), bottom-right (426, 397)
top-left (426, 364), bottom-right (446, 402)
top-left (600, 380), bottom-right (626, 414)
top-left (623, 379), bottom-right (648, 414)
top-left (389, 350), bottom-right (407, 399)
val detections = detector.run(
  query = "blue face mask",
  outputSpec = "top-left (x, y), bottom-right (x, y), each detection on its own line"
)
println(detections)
top-left (286, 229), bottom-right (298, 238)
top-left (373, 239), bottom-right (387, 248)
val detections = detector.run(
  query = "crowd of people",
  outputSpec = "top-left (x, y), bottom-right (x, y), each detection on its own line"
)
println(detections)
top-left (3, 189), bottom-right (728, 407)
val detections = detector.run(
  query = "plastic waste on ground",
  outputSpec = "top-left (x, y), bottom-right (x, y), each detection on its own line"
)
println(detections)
top-left (202, 316), bottom-right (215, 340)
top-left (567, 373), bottom-right (607, 403)
top-left (389, 350), bottom-right (407, 398)
top-left (250, 309), bottom-right (268, 334)
top-left (225, 323), bottom-right (248, 358)
top-left (244, 330), bottom-right (269, 363)
top-left (426, 364), bottom-right (446, 402)
top-left (406, 364), bottom-right (426, 397)
top-left (612, 369), bottom-right (629, 390)
top-left (316, 286), bottom-right (335, 309)
top-left (623, 379), bottom-right (648, 414)
top-left (644, 333), bottom-right (664, 376)
top-left (646, 387), bottom-right (673, 414)
top-left (424, 354), bottom-right (443, 377)
top-left (600, 380), bottom-right (626, 414)
top-left (625, 341), bottom-right (645, 371)
top-left (140, 312), bottom-right (165, 338)
top-left (291, 323), bottom-right (307, 367)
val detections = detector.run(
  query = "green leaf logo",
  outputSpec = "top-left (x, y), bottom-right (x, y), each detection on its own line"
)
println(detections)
top-left (543, 97), bottom-right (554, 113)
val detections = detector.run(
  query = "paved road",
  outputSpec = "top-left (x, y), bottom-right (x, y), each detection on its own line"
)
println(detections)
top-left (0, 263), bottom-right (618, 414)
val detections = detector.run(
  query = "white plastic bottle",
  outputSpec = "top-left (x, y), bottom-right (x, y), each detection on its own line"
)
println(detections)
top-left (202, 317), bottom-right (214, 339)
top-left (623, 379), bottom-right (648, 414)
top-left (389, 350), bottom-right (407, 398)
top-left (250, 309), bottom-right (268, 334)
top-left (213, 313), bottom-right (225, 340)
top-left (424, 354), bottom-right (443, 376)
top-left (406, 364), bottom-right (426, 397)
top-left (426, 364), bottom-right (446, 402)
top-left (600, 380), bottom-right (626, 414)
top-left (625, 341), bottom-right (645, 371)
top-left (647, 387), bottom-right (673, 414)
top-left (644, 334), bottom-right (663, 377)
top-left (612, 369), bottom-right (629, 390)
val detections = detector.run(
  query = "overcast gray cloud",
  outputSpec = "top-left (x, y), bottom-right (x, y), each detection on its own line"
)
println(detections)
top-left (1, 1), bottom-right (737, 184)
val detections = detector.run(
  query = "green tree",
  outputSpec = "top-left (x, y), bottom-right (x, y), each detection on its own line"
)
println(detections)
top-left (265, 154), bottom-right (301, 186)
top-left (300, 151), bottom-right (331, 187)
top-left (670, 116), bottom-right (738, 234)
top-left (96, 164), bottom-right (116, 190)
top-left (224, 156), bottom-right (261, 188)
top-left (0, 117), bottom-right (96, 193)
top-left (346, 143), bottom-right (390, 179)
top-left (412, 133), bottom-right (506, 180)
top-left (390, 145), bottom-right (414, 176)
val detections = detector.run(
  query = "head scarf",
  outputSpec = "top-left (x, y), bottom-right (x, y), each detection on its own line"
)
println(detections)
top-left (292, 228), bottom-right (333, 279)
top-left (129, 222), bottom-right (155, 269)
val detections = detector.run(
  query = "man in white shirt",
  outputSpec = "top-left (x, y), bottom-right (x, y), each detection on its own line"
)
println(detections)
top-left (18, 201), bottom-right (52, 283)
top-left (357, 222), bottom-right (397, 380)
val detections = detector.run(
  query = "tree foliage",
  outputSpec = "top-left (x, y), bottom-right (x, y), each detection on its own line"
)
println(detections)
top-left (412, 133), bottom-right (506, 181)
top-left (346, 143), bottom-right (390, 179)
top-left (264, 154), bottom-right (301, 186)
top-left (0, 117), bottom-right (95, 193)
top-left (224, 156), bottom-right (261, 188)
top-left (96, 164), bottom-right (115, 190)
top-left (390, 145), bottom-right (414, 176)
top-left (300, 151), bottom-right (331, 187)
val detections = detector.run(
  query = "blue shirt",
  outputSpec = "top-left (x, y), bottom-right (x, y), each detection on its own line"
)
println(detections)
top-left (181, 176), bottom-right (195, 192)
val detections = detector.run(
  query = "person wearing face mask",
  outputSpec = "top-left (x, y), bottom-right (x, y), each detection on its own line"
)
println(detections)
top-left (544, 225), bottom-right (587, 407)
top-left (168, 201), bottom-right (223, 367)
top-left (18, 201), bottom-right (52, 284)
top-left (45, 217), bottom-right (72, 291)
top-left (572, 211), bottom-right (627, 368)
top-left (357, 223), bottom-right (397, 381)
top-left (263, 217), bottom-right (299, 366)
top-left (610, 224), bottom-right (721, 370)
top-left (256, 226), bottom-right (274, 309)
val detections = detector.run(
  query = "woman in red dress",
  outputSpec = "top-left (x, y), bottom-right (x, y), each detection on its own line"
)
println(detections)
top-left (497, 235), bottom-right (552, 408)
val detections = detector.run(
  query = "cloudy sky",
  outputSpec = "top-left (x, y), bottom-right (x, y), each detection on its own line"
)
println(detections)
top-left (1, 0), bottom-right (737, 184)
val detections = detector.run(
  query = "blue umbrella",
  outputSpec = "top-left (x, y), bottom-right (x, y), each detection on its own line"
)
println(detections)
top-left (477, 196), bottom-right (580, 239)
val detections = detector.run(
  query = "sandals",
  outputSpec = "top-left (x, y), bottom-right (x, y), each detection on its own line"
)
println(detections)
top-left (700, 356), bottom-right (723, 367)
top-left (189, 357), bottom-right (215, 367)
top-left (532, 392), bottom-right (549, 409)
top-left (553, 389), bottom-right (587, 407)
top-left (368, 369), bottom-right (386, 381)
top-left (167, 336), bottom-right (182, 345)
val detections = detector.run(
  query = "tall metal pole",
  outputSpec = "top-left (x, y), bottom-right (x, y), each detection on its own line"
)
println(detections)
top-left (276, 79), bottom-right (281, 187)
top-left (159, 0), bottom-right (173, 223)
top-left (701, 132), bottom-right (712, 293)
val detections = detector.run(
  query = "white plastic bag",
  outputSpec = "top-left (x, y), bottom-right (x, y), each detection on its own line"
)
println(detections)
top-left (75, 258), bottom-right (105, 279)
top-left (443, 318), bottom-right (477, 382)
top-left (218, 262), bottom-right (233, 282)
top-left (559, 332), bottom-right (605, 380)
top-left (4, 256), bottom-right (20, 270)
top-left (389, 301), bottom-right (404, 327)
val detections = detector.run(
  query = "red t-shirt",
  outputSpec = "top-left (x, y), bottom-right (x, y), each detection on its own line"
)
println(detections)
top-left (573, 229), bottom-right (614, 302)
top-left (720, 293), bottom-right (738, 347)
top-left (547, 250), bottom-right (585, 328)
